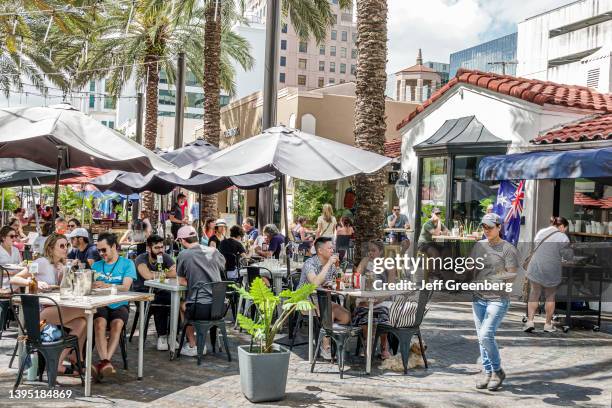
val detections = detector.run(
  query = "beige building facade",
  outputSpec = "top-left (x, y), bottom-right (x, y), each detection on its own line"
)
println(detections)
top-left (200, 83), bottom-right (418, 222)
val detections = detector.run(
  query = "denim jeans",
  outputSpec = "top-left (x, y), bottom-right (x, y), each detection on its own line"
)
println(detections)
top-left (472, 297), bottom-right (509, 373)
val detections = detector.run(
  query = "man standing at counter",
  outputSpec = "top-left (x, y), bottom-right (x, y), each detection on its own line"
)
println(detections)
top-left (416, 207), bottom-right (448, 258)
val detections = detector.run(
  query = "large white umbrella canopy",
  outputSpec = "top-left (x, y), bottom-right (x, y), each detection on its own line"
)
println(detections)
top-left (0, 104), bottom-right (181, 176)
top-left (193, 126), bottom-right (391, 181)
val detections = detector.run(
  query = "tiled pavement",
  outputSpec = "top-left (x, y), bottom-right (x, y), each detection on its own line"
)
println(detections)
top-left (0, 301), bottom-right (610, 408)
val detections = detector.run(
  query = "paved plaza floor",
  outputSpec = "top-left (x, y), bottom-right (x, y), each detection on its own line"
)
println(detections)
top-left (0, 301), bottom-right (610, 408)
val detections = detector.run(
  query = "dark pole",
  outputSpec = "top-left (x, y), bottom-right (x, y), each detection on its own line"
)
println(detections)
top-left (280, 174), bottom-right (290, 276)
top-left (198, 192), bottom-right (202, 237)
top-left (174, 51), bottom-right (186, 150)
top-left (259, 0), bottom-right (281, 229)
top-left (135, 92), bottom-right (144, 144)
top-left (51, 146), bottom-right (65, 231)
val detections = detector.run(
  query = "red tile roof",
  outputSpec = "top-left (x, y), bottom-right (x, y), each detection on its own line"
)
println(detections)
top-left (532, 113), bottom-right (612, 144)
top-left (396, 64), bottom-right (436, 74)
top-left (384, 138), bottom-right (402, 158)
top-left (396, 69), bottom-right (612, 130)
top-left (59, 166), bottom-right (109, 185)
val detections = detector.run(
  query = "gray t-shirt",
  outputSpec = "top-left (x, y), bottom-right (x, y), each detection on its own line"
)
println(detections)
top-left (387, 214), bottom-right (409, 229)
top-left (418, 219), bottom-right (447, 244)
top-left (298, 255), bottom-right (337, 289)
top-left (469, 239), bottom-right (519, 300)
top-left (177, 245), bottom-right (225, 304)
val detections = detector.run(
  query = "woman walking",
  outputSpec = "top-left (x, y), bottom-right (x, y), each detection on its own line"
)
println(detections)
top-left (523, 216), bottom-right (570, 333)
top-left (315, 204), bottom-right (337, 239)
top-left (469, 213), bottom-right (519, 391)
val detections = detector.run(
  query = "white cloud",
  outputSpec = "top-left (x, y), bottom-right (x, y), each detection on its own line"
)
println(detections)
top-left (386, 0), bottom-right (573, 74)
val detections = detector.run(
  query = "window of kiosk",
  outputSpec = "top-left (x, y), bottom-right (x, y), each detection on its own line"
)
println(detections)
top-left (451, 155), bottom-right (498, 233)
top-left (565, 178), bottom-right (612, 237)
top-left (420, 156), bottom-right (448, 229)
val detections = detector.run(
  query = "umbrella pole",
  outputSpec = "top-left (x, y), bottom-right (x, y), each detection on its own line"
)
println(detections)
top-left (28, 178), bottom-right (40, 232)
top-left (1, 189), bottom-right (4, 226)
top-left (51, 147), bottom-right (64, 229)
top-left (198, 192), bottom-right (202, 237)
top-left (280, 174), bottom-right (290, 277)
top-left (80, 184), bottom-right (86, 226)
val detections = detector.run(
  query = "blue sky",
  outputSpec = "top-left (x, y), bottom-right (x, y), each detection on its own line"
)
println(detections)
top-left (386, 0), bottom-right (575, 73)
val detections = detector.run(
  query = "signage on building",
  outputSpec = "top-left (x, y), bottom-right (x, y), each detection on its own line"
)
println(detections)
top-left (388, 171), bottom-right (400, 184)
top-left (223, 127), bottom-right (240, 138)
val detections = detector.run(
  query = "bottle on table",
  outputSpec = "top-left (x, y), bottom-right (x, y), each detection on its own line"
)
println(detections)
top-left (27, 263), bottom-right (39, 294)
top-left (157, 255), bottom-right (166, 283)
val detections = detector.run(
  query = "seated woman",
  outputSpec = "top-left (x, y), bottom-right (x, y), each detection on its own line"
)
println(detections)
top-left (352, 240), bottom-right (396, 360)
top-left (8, 217), bottom-right (27, 254)
top-left (11, 233), bottom-right (87, 375)
top-left (292, 216), bottom-right (314, 253)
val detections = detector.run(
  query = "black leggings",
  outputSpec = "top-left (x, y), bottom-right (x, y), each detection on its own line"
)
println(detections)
top-left (185, 302), bottom-right (213, 321)
top-left (152, 291), bottom-right (171, 336)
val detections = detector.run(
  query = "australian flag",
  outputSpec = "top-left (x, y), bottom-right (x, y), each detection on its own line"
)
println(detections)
top-left (493, 180), bottom-right (525, 246)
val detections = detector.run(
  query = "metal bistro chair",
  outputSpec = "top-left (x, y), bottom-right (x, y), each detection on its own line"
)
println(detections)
top-left (311, 289), bottom-right (360, 379)
top-left (0, 267), bottom-right (14, 338)
top-left (11, 294), bottom-right (84, 390)
top-left (374, 289), bottom-right (431, 374)
top-left (177, 281), bottom-right (232, 365)
top-left (234, 266), bottom-right (273, 330)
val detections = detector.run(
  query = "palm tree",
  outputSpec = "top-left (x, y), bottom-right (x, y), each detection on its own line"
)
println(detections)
top-left (52, 0), bottom-right (253, 213)
top-left (352, 0), bottom-right (388, 262)
top-left (186, 0), bottom-right (351, 220)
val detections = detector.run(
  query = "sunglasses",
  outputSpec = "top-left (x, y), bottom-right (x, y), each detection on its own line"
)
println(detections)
top-left (68, 224), bottom-right (77, 228)
top-left (393, 208), bottom-right (400, 211)
top-left (98, 248), bottom-right (108, 254)
top-left (482, 224), bottom-right (496, 231)
top-left (7, 234), bottom-right (16, 239)
top-left (58, 244), bottom-right (67, 249)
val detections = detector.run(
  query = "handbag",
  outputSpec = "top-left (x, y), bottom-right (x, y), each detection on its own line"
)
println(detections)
top-left (389, 294), bottom-right (425, 328)
top-left (522, 230), bottom-right (560, 270)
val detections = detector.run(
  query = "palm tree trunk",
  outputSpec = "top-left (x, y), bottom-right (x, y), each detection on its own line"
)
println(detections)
top-left (141, 56), bottom-right (160, 215)
top-left (201, 0), bottom-right (222, 221)
top-left (353, 0), bottom-right (388, 263)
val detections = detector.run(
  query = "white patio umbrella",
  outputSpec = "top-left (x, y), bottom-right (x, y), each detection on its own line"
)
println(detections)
top-left (194, 126), bottom-right (392, 274)
top-left (0, 104), bottom-right (184, 222)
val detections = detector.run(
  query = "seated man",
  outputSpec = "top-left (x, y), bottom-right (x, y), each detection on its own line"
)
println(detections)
top-left (133, 234), bottom-right (176, 351)
top-left (386, 205), bottom-right (410, 242)
top-left (298, 237), bottom-right (351, 360)
top-left (416, 207), bottom-right (448, 258)
top-left (175, 226), bottom-right (225, 357)
top-left (91, 232), bottom-right (137, 379)
top-left (67, 228), bottom-right (101, 267)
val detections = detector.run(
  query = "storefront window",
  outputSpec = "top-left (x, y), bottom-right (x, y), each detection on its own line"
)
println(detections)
top-left (420, 156), bottom-right (447, 226)
top-left (451, 155), bottom-right (497, 229)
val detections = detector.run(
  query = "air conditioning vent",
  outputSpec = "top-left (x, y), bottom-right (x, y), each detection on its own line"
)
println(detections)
top-left (587, 68), bottom-right (600, 88)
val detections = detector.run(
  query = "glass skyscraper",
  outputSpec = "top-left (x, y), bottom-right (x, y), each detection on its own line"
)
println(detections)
top-left (449, 32), bottom-right (517, 78)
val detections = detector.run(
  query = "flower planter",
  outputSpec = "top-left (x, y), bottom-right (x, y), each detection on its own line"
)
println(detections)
top-left (238, 344), bottom-right (290, 403)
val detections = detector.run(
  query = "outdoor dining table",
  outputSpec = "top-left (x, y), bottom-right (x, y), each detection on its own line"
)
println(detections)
top-left (308, 287), bottom-right (412, 375)
top-left (432, 235), bottom-right (479, 241)
top-left (143, 278), bottom-right (187, 360)
top-left (12, 291), bottom-right (153, 397)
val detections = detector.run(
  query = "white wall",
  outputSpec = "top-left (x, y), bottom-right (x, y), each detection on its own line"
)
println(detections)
top-left (397, 84), bottom-right (589, 243)
top-left (231, 22), bottom-right (266, 100)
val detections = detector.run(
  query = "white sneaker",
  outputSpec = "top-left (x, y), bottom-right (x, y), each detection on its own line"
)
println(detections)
top-left (543, 323), bottom-right (557, 333)
top-left (523, 320), bottom-right (535, 333)
top-left (181, 343), bottom-right (206, 357)
top-left (320, 347), bottom-right (332, 360)
top-left (157, 336), bottom-right (169, 351)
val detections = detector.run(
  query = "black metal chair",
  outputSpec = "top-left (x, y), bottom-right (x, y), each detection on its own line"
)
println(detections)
top-left (287, 272), bottom-right (321, 351)
top-left (177, 281), bottom-right (232, 365)
top-left (311, 289), bottom-right (360, 379)
top-left (11, 294), bottom-right (84, 390)
top-left (0, 267), bottom-right (14, 339)
top-left (374, 290), bottom-right (431, 374)
top-left (129, 300), bottom-right (170, 344)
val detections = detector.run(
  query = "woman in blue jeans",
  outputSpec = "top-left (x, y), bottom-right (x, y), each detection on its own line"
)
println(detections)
top-left (469, 213), bottom-right (519, 391)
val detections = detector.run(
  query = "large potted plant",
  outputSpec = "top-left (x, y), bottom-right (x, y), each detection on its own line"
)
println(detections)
top-left (234, 278), bottom-right (315, 403)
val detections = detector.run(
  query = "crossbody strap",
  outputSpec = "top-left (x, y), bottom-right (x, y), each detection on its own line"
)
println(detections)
top-left (532, 230), bottom-right (560, 255)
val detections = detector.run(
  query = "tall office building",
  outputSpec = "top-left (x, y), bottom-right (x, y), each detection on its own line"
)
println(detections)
top-left (449, 33), bottom-right (517, 78)
top-left (517, 0), bottom-right (612, 92)
top-left (423, 61), bottom-right (450, 85)
top-left (245, 0), bottom-right (357, 90)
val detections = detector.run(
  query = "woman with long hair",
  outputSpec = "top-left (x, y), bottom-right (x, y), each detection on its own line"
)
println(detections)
top-left (469, 213), bottom-right (519, 391)
top-left (315, 204), bottom-right (337, 239)
top-left (7, 217), bottom-right (26, 253)
top-left (524, 216), bottom-right (570, 333)
top-left (208, 219), bottom-right (227, 248)
top-left (12, 233), bottom-right (87, 376)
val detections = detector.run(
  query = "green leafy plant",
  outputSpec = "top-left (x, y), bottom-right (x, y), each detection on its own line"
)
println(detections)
top-left (233, 278), bottom-right (316, 354)
top-left (293, 181), bottom-right (334, 224)
top-left (479, 197), bottom-right (495, 214)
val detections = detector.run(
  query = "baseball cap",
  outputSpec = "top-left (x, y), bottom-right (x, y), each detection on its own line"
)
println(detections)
top-left (176, 225), bottom-right (197, 240)
top-left (66, 228), bottom-right (89, 239)
top-left (432, 207), bottom-right (442, 214)
top-left (481, 213), bottom-right (501, 227)
top-left (215, 219), bottom-right (227, 227)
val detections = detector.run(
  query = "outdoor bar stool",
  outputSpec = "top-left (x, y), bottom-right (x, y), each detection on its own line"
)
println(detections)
top-left (311, 289), bottom-right (360, 379)
top-left (374, 290), bottom-right (431, 374)
top-left (11, 294), bottom-right (84, 390)
top-left (177, 281), bottom-right (233, 365)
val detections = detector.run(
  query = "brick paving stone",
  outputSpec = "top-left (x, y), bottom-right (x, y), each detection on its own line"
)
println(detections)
top-left (0, 301), bottom-right (610, 408)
